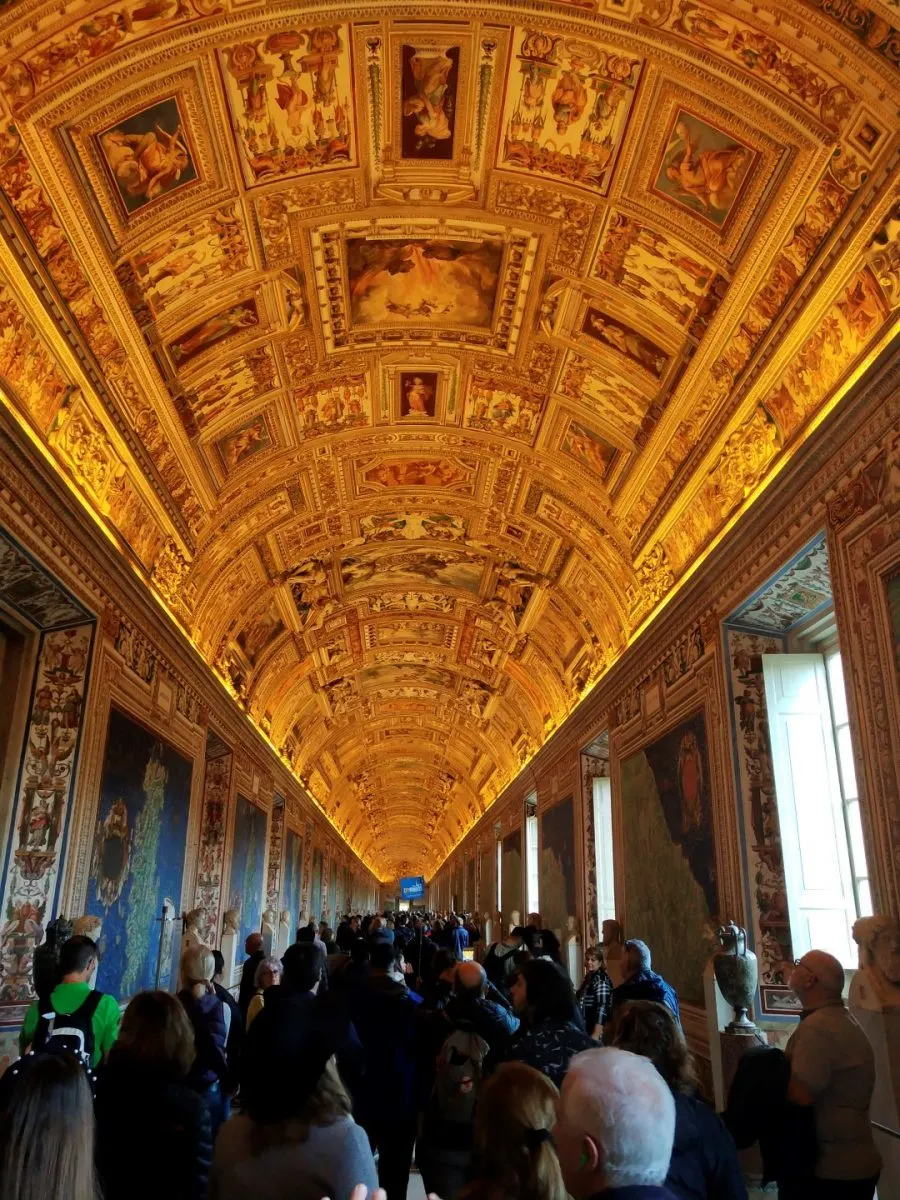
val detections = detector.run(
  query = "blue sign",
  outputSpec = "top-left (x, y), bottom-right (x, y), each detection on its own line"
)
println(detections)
top-left (400, 875), bottom-right (425, 900)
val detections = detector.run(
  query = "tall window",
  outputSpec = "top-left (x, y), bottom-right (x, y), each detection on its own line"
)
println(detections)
top-left (825, 651), bottom-right (872, 919)
top-left (763, 647), bottom-right (872, 967)
top-left (525, 798), bottom-right (539, 916)
top-left (592, 776), bottom-right (615, 932)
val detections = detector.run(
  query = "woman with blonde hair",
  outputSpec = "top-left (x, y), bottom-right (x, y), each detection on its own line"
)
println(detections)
top-left (461, 1062), bottom-right (566, 1200)
top-left (246, 955), bottom-right (282, 1030)
top-left (178, 945), bottom-right (230, 1139)
top-left (0, 1053), bottom-right (98, 1200)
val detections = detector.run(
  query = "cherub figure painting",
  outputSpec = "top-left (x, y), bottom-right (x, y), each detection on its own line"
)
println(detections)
top-left (98, 98), bottom-right (197, 214)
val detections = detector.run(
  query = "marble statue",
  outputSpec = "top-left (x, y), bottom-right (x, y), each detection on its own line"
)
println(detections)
top-left (601, 918), bottom-right (625, 988)
top-left (220, 907), bottom-right (241, 991)
top-left (850, 915), bottom-right (900, 1199)
top-left (278, 908), bottom-right (291, 955)
top-left (178, 907), bottom-right (206, 990)
top-left (852, 914), bottom-right (900, 1008)
top-left (261, 907), bottom-right (276, 955)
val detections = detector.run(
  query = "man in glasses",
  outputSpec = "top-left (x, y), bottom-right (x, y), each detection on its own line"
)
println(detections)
top-left (781, 950), bottom-right (881, 1200)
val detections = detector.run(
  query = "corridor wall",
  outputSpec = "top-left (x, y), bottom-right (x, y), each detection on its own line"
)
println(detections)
top-left (443, 351), bottom-right (900, 1072)
top-left (0, 421), bottom-right (379, 1066)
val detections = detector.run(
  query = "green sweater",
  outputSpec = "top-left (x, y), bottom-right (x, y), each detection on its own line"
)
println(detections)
top-left (20, 982), bottom-right (120, 1066)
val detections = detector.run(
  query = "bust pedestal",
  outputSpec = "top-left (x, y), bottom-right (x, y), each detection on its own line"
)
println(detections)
top-left (850, 971), bottom-right (900, 1199)
top-left (220, 916), bottom-right (240, 993)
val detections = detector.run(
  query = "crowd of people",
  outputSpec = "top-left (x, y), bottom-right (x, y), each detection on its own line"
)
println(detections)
top-left (0, 909), bottom-right (881, 1200)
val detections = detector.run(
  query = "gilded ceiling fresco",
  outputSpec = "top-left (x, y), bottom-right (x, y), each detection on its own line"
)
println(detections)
top-left (0, 0), bottom-right (897, 879)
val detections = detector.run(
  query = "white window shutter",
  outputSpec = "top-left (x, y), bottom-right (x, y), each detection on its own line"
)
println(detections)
top-left (762, 654), bottom-right (856, 967)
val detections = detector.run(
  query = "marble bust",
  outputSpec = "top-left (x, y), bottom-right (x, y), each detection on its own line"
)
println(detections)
top-left (852, 914), bottom-right (900, 1009)
top-left (223, 908), bottom-right (240, 936)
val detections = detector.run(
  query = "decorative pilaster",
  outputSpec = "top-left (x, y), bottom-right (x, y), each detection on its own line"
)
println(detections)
top-left (266, 798), bottom-right (285, 914)
top-left (194, 750), bottom-right (233, 948)
top-left (0, 621), bottom-right (96, 1011)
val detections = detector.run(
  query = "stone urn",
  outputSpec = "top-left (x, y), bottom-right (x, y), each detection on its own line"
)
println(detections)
top-left (713, 921), bottom-right (758, 1031)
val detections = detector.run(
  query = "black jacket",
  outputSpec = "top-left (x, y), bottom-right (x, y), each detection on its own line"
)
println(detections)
top-left (667, 1091), bottom-right (747, 1200)
top-left (94, 1060), bottom-right (213, 1200)
top-left (238, 950), bottom-right (264, 1015)
top-left (724, 1045), bottom-right (816, 1184)
top-left (213, 980), bottom-right (242, 1091)
top-left (243, 985), bottom-right (365, 1102)
top-left (351, 973), bottom-right (420, 1120)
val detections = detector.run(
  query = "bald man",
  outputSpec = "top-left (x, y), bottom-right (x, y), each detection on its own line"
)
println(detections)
top-left (782, 949), bottom-right (880, 1200)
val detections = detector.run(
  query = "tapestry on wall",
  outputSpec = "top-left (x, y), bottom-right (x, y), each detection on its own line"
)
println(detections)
top-left (87, 707), bottom-right (193, 999)
top-left (541, 796), bottom-right (577, 942)
top-left (465, 857), bottom-right (476, 911)
top-left (310, 848), bottom-right (323, 921)
top-left (282, 829), bottom-right (303, 935)
top-left (228, 795), bottom-right (266, 944)
top-left (501, 828), bottom-right (522, 922)
top-left (619, 709), bottom-right (717, 1008)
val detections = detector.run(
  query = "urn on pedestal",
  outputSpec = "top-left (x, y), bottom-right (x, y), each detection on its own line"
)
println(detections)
top-left (713, 921), bottom-right (759, 1031)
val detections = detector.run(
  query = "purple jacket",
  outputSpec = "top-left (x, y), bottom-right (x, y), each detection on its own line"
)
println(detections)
top-left (179, 988), bottom-right (229, 1090)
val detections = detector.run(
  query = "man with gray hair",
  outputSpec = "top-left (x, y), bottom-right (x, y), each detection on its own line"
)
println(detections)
top-left (610, 939), bottom-right (679, 1023)
top-left (554, 1046), bottom-right (678, 1198)
top-left (781, 949), bottom-right (880, 1199)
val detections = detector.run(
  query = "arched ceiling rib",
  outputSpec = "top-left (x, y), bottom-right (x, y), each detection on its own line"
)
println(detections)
top-left (0, 0), bottom-right (896, 877)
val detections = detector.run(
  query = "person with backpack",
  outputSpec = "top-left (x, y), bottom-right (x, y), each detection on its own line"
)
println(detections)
top-left (417, 961), bottom-right (520, 1199)
top-left (19, 934), bottom-right (119, 1068)
top-left (483, 926), bottom-right (525, 998)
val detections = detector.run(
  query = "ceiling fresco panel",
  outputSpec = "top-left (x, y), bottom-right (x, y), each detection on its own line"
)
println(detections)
top-left (0, 0), bottom-right (895, 875)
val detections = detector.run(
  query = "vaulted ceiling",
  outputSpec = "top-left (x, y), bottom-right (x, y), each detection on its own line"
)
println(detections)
top-left (0, 0), bottom-right (897, 879)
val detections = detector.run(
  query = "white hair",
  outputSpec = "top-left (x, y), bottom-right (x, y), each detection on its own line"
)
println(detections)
top-left (563, 1047), bottom-right (675, 1188)
top-left (254, 955), bottom-right (283, 987)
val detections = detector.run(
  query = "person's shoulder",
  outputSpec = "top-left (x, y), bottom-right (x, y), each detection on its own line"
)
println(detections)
top-left (96, 991), bottom-right (122, 1017)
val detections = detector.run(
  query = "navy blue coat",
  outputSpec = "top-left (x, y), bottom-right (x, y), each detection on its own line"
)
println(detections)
top-left (667, 1092), bottom-right (748, 1200)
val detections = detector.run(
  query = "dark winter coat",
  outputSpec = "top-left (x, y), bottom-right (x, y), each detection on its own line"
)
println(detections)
top-left (94, 1059), bottom-right (213, 1200)
top-left (666, 1091), bottom-right (748, 1200)
top-left (178, 987), bottom-right (229, 1090)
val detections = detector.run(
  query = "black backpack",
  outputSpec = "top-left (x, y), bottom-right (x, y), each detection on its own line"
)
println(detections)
top-left (1, 991), bottom-right (104, 1101)
top-left (484, 943), bottom-right (517, 991)
top-left (31, 989), bottom-right (104, 1067)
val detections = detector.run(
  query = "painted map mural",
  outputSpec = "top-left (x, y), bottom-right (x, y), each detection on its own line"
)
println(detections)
top-left (228, 794), bottom-right (266, 944)
top-left (282, 828), bottom-right (303, 935)
top-left (87, 707), bottom-right (193, 999)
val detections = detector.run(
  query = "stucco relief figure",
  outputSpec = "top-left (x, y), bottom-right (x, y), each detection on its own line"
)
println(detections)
top-left (852, 915), bottom-right (900, 1009)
